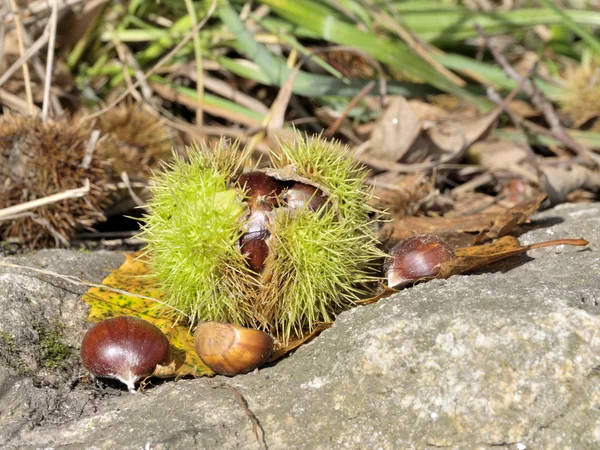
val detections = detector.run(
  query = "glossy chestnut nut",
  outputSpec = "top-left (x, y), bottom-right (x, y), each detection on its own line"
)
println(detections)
top-left (240, 228), bottom-right (270, 273)
top-left (80, 316), bottom-right (170, 393)
top-left (284, 182), bottom-right (328, 212)
top-left (194, 322), bottom-right (274, 376)
top-left (384, 235), bottom-right (456, 288)
top-left (236, 171), bottom-right (285, 211)
top-left (240, 206), bottom-right (272, 273)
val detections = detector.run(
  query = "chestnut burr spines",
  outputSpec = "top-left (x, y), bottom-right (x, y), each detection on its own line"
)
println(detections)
top-left (194, 322), bottom-right (274, 376)
top-left (80, 316), bottom-right (170, 393)
top-left (384, 235), bottom-right (456, 288)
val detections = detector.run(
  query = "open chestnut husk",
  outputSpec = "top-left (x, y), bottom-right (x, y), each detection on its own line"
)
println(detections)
top-left (80, 316), bottom-right (170, 393)
top-left (384, 235), bottom-right (456, 288)
top-left (236, 172), bottom-right (286, 273)
top-left (194, 322), bottom-right (274, 376)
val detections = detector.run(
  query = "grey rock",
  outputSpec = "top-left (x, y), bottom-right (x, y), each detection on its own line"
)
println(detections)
top-left (1, 204), bottom-right (599, 449)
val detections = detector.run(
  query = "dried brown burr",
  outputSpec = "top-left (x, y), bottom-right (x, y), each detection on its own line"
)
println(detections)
top-left (0, 113), bottom-right (109, 247)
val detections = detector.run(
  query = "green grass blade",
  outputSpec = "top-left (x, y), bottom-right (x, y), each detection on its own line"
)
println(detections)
top-left (433, 53), bottom-right (565, 101)
top-left (216, 56), bottom-right (436, 98)
top-left (385, 7), bottom-right (600, 44)
top-left (536, 0), bottom-right (600, 56)
top-left (258, 0), bottom-right (489, 109)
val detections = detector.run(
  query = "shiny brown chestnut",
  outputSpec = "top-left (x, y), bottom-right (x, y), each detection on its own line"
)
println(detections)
top-left (240, 229), bottom-right (270, 273)
top-left (236, 171), bottom-right (285, 211)
top-left (80, 316), bottom-right (170, 393)
top-left (384, 235), bottom-right (456, 288)
top-left (194, 322), bottom-right (274, 376)
top-left (284, 182), bottom-right (328, 212)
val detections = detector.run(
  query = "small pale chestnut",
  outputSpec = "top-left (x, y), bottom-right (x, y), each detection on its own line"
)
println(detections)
top-left (80, 316), bottom-right (170, 393)
top-left (194, 322), bottom-right (274, 376)
top-left (384, 235), bottom-right (456, 288)
top-left (284, 182), bottom-right (328, 212)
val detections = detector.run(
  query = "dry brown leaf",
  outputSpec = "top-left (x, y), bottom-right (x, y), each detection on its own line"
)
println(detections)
top-left (467, 140), bottom-right (530, 170)
top-left (439, 236), bottom-right (588, 278)
top-left (380, 214), bottom-right (499, 247)
top-left (380, 194), bottom-right (546, 247)
top-left (367, 96), bottom-right (422, 162)
top-left (540, 164), bottom-right (600, 205)
top-left (369, 172), bottom-right (434, 216)
top-left (407, 100), bottom-right (451, 121)
top-left (474, 193), bottom-right (547, 243)
top-left (426, 107), bottom-right (500, 156)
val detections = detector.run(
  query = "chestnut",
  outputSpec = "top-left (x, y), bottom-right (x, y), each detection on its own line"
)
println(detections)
top-left (240, 229), bottom-right (270, 273)
top-left (80, 316), bottom-right (170, 393)
top-left (283, 182), bottom-right (328, 212)
top-left (194, 322), bottom-right (274, 376)
top-left (384, 235), bottom-right (456, 288)
top-left (236, 171), bottom-right (285, 211)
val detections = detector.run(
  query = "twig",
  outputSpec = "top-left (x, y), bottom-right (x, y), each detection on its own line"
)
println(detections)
top-left (112, 33), bottom-right (143, 103)
top-left (0, 20), bottom-right (50, 90)
top-left (0, 179), bottom-right (90, 220)
top-left (0, 260), bottom-right (190, 318)
top-left (8, 0), bottom-right (34, 113)
top-left (2, 0), bottom-right (88, 28)
top-left (81, 130), bottom-right (100, 170)
top-left (20, 22), bottom-right (64, 115)
top-left (0, 87), bottom-right (41, 113)
top-left (184, 0), bottom-right (204, 126)
top-left (31, 214), bottom-right (70, 246)
top-left (475, 23), bottom-right (600, 165)
top-left (215, 383), bottom-right (267, 450)
top-left (122, 43), bottom-right (155, 102)
top-left (120, 171), bottom-right (146, 207)
top-left (41, 0), bottom-right (58, 121)
top-left (325, 80), bottom-right (375, 138)
top-left (484, 81), bottom-right (540, 176)
top-left (0, 11), bottom-right (5, 63)
top-left (83, 0), bottom-right (217, 122)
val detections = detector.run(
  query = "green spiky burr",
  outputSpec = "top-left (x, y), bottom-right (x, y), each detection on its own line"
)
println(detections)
top-left (140, 133), bottom-right (383, 344)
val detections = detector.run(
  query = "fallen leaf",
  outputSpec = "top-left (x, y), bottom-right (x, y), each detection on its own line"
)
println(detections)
top-left (540, 163), bottom-right (600, 205)
top-left (474, 193), bottom-right (547, 243)
top-left (381, 194), bottom-right (547, 247)
top-left (426, 107), bottom-right (499, 157)
top-left (439, 236), bottom-right (588, 278)
top-left (467, 140), bottom-right (530, 170)
top-left (380, 214), bottom-right (501, 247)
top-left (367, 96), bottom-right (422, 162)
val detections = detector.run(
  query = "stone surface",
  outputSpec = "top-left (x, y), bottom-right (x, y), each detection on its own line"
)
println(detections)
top-left (1, 203), bottom-right (599, 449)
